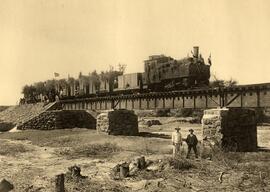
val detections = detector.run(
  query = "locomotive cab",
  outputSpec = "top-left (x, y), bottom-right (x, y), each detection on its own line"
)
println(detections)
top-left (143, 47), bottom-right (211, 91)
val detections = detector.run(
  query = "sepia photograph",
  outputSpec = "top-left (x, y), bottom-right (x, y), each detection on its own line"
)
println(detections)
top-left (0, 0), bottom-right (270, 191)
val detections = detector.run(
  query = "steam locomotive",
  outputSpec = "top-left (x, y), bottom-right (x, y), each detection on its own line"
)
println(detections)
top-left (62, 46), bottom-right (211, 98)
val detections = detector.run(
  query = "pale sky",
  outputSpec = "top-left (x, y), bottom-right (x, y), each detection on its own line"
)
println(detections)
top-left (1, 0), bottom-right (270, 105)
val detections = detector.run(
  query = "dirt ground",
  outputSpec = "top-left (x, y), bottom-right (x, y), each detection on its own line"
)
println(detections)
top-left (0, 117), bottom-right (269, 192)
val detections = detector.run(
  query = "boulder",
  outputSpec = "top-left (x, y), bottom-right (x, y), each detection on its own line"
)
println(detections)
top-left (145, 119), bottom-right (162, 127)
top-left (0, 179), bottom-right (14, 192)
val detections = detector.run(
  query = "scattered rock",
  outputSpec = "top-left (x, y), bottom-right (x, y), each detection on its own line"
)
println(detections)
top-left (119, 163), bottom-right (129, 178)
top-left (146, 164), bottom-right (162, 171)
top-left (111, 162), bottom-right (130, 179)
top-left (129, 161), bottom-right (140, 176)
top-left (17, 110), bottom-right (96, 130)
top-left (137, 156), bottom-right (146, 169)
top-left (65, 165), bottom-right (87, 181)
top-left (0, 179), bottom-right (14, 192)
top-left (145, 159), bottom-right (154, 167)
top-left (145, 119), bottom-right (162, 127)
top-left (112, 156), bottom-right (148, 178)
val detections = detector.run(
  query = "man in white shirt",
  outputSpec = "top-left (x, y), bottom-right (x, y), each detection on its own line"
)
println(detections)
top-left (172, 127), bottom-right (183, 157)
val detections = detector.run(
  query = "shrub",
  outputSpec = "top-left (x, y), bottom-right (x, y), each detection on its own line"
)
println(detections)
top-left (155, 109), bottom-right (170, 117)
top-left (167, 156), bottom-right (195, 170)
top-left (178, 108), bottom-right (194, 117)
top-left (200, 142), bottom-right (244, 169)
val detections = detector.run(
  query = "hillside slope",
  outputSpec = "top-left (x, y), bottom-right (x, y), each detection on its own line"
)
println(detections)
top-left (0, 106), bottom-right (12, 112)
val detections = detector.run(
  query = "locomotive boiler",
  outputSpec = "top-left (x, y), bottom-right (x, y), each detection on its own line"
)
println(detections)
top-left (144, 46), bottom-right (210, 91)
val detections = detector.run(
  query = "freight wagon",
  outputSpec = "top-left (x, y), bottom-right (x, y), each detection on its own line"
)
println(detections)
top-left (114, 73), bottom-right (143, 93)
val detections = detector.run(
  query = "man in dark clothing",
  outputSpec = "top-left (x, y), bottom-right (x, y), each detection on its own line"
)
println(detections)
top-left (186, 129), bottom-right (198, 158)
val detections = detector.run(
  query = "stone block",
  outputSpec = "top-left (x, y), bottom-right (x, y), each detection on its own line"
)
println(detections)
top-left (96, 109), bottom-right (138, 136)
top-left (202, 108), bottom-right (257, 152)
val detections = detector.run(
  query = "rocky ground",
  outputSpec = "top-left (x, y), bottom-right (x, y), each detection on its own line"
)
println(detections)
top-left (0, 117), bottom-right (269, 192)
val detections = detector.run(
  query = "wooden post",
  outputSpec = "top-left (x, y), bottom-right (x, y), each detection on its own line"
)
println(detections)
top-left (240, 92), bottom-right (243, 108)
top-left (55, 174), bottom-right (65, 192)
top-left (163, 98), bottom-right (165, 109)
top-left (111, 100), bottom-right (115, 109)
top-left (182, 96), bottom-right (185, 108)
top-left (257, 90), bottom-right (260, 107)
top-left (219, 93), bottom-right (222, 107)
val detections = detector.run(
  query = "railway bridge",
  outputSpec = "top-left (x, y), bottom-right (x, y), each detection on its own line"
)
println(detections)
top-left (59, 83), bottom-right (270, 111)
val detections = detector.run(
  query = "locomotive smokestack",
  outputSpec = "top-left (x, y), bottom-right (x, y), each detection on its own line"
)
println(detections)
top-left (193, 46), bottom-right (199, 58)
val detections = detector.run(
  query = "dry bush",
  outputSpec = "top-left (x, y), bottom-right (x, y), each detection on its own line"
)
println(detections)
top-left (166, 156), bottom-right (195, 170)
top-left (57, 142), bottom-right (121, 158)
top-left (199, 142), bottom-right (270, 191)
top-left (200, 141), bottom-right (244, 169)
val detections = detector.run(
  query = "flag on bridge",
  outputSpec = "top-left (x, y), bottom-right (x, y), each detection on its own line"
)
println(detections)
top-left (54, 72), bottom-right (60, 77)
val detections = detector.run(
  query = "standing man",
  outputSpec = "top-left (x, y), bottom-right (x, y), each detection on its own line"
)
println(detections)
top-left (186, 129), bottom-right (198, 158)
top-left (172, 128), bottom-right (182, 158)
